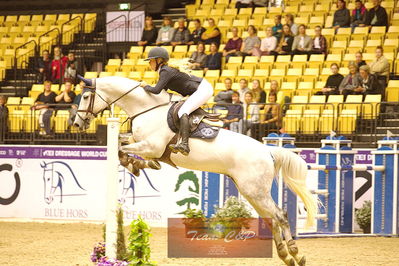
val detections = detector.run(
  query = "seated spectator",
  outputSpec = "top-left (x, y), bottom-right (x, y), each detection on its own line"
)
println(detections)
top-left (235, 0), bottom-right (253, 11)
top-left (56, 80), bottom-right (76, 110)
top-left (258, 91), bottom-right (281, 138)
top-left (238, 78), bottom-right (250, 103)
top-left (33, 80), bottom-right (57, 136)
top-left (188, 42), bottom-right (207, 70)
top-left (355, 52), bottom-right (367, 68)
top-left (188, 19), bottom-right (205, 45)
top-left (333, 0), bottom-right (351, 30)
top-left (156, 17), bottom-right (174, 46)
top-left (223, 27), bottom-right (243, 62)
top-left (310, 26), bottom-right (328, 55)
top-left (138, 16), bottom-right (158, 46)
top-left (315, 63), bottom-right (344, 96)
top-left (272, 15), bottom-right (283, 40)
top-left (223, 91), bottom-right (243, 133)
top-left (369, 46), bottom-right (389, 88)
top-left (291, 24), bottom-right (312, 55)
top-left (171, 18), bottom-right (190, 46)
top-left (0, 95), bottom-right (8, 134)
top-left (339, 61), bottom-right (362, 98)
top-left (243, 91), bottom-right (260, 136)
top-left (356, 64), bottom-right (383, 99)
top-left (253, 27), bottom-right (277, 56)
top-left (51, 46), bottom-right (68, 84)
top-left (362, 0), bottom-right (388, 27)
top-left (64, 52), bottom-right (78, 84)
top-left (268, 80), bottom-right (287, 111)
top-left (201, 18), bottom-right (221, 45)
top-left (239, 25), bottom-right (261, 56)
top-left (37, 49), bottom-right (51, 83)
top-left (270, 24), bottom-right (294, 57)
top-left (351, 0), bottom-right (367, 28)
top-left (68, 80), bottom-right (83, 128)
top-left (214, 78), bottom-right (234, 103)
top-left (251, 79), bottom-right (266, 104)
top-left (204, 42), bottom-right (222, 71)
top-left (285, 14), bottom-right (298, 36)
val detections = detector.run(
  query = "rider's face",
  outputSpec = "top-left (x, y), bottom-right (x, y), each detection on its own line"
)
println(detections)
top-left (149, 59), bottom-right (157, 71)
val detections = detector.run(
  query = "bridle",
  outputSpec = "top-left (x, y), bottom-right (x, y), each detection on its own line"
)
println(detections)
top-left (76, 78), bottom-right (171, 128)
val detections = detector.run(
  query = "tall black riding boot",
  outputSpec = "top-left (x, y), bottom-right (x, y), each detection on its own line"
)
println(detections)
top-left (169, 114), bottom-right (190, 156)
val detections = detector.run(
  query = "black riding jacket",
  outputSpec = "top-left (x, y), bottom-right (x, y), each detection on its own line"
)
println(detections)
top-left (144, 65), bottom-right (203, 96)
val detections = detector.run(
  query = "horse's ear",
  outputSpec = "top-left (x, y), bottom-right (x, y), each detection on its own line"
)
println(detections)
top-left (40, 161), bottom-right (46, 168)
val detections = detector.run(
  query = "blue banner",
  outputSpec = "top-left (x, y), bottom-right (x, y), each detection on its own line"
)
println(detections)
top-left (201, 172), bottom-right (220, 218)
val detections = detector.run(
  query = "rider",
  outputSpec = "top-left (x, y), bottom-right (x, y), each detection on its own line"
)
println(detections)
top-left (140, 47), bottom-right (213, 156)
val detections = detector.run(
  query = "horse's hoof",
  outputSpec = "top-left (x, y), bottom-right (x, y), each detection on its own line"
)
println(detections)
top-left (286, 258), bottom-right (295, 266)
top-left (298, 255), bottom-right (306, 266)
top-left (148, 160), bottom-right (161, 170)
top-left (169, 144), bottom-right (179, 154)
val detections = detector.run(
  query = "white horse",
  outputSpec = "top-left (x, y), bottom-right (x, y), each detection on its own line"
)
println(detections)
top-left (74, 76), bottom-right (317, 266)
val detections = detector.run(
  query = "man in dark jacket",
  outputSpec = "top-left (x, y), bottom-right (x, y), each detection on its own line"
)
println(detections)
top-left (0, 95), bottom-right (8, 137)
top-left (333, 0), bottom-right (351, 30)
top-left (362, 0), bottom-right (388, 27)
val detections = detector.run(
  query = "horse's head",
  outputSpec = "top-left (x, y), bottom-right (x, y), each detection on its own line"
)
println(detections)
top-left (74, 77), bottom-right (108, 130)
top-left (41, 161), bottom-right (54, 204)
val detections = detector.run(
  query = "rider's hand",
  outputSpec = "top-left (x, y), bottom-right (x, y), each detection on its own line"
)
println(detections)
top-left (140, 81), bottom-right (148, 88)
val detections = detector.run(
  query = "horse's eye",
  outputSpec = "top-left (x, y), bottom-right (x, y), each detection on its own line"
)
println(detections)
top-left (47, 178), bottom-right (50, 181)
top-left (83, 95), bottom-right (89, 100)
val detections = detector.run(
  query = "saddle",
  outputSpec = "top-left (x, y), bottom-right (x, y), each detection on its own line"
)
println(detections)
top-left (167, 101), bottom-right (222, 139)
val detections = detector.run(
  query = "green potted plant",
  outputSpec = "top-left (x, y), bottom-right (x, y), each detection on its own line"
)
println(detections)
top-left (211, 196), bottom-right (252, 238)
top-left (355, 200), bottom-right (371, 233)
top-left (182, 208), bottom-right (207, 237)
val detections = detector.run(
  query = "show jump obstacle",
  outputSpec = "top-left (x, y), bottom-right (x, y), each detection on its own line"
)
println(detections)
top-left (263, 134), bottom-right (399, 238)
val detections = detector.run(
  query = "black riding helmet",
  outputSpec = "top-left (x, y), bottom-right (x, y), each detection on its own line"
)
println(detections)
top-left (144, 47), bottom-right (169, 71)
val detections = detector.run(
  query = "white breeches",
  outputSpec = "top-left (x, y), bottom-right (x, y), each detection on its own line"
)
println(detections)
top-left (178, 78), bottom-right (213, 118)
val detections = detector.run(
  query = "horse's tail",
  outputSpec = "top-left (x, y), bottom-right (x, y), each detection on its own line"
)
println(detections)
top-left (272, 147), bottom-right (318, 228)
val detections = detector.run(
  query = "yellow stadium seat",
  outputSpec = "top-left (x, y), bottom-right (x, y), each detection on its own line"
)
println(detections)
top-left (352, 27), bottom-right (369, 40)
top-left (226, 56), bottom-right (243, 71)
top-left (220, 69), bottom-right (237, 82)
top-left (6, 97), bottom-right (21, 112)
top-left (274, 55), bottom-right (291, 69)
top-left (190, 70), bottom-right (204, 78)
top-left (253, 69), bottom-right (269, 84)
top-left (344, 94), bottom-right (363, 112)
top-left (105, 59), bottom-right (121, 72)
top-left (134, 58), bottom-right (149, 72)
top-left (327, 94), bottom-right (344, 115)
top-left (325, 16), bottom-right (334, 28)
top-left (319, 109), bottom-right (335, 134)
top-left (99, 72), bottom-right (112, 78)
top-left (84, 72), bottom-right (98, 79)
top-left (302, 68), bottom-right (319, 83)
top-left (259, 55), bottom-right (274, 69)
top-left (236, 69), bottom-right (253, 81)
top-left (301, 109), bottom-right (320, 134)
top-left (324, 54), bottom-right (342, 67)
top-left (31, 15), bottom-right (43, 22)
top-left (308, 95), bottom-right (326, 111)
top-left (386, 80), bottom-right (399, 102)
top-left (291, 54), bottom-right (308, 69)
top-left (9, 110), bottom-right (25, 133)
top-left (338, 109), bottom-right (357, 134)
top-left (295, 16), bottom-right (309, 25)
top-left (142, 71), bottom-right (158, 84)
top-left (204, 70), bottom-right (220, 86)
top-left (363, 94), bottom-right (381, 118)
top-left (172, 45), bottom-right (188, 59)
top-left (54, 110), bottom-right (69, 133)
top-left (346, 40), bottom-right (364, 54)
top-left (286, 68), bottom-right (302, 83)
top-left (120, 59), bottom-right (135, 72)
top-left (237, 8), bottom-right (252, 20)
top-left (262, 18), bottom-right (274, 27)
top-left (223, 8), bottom-right (238, 20)
top-left (308, 54), bottom-right (325, 69)
top-left (284, 5), bottom-right (299, 14)
top-left (128, 46), bottom-right (144, 59)
top-left (280, 82), bottom-right (296, 98)
top-left (329, 40), bottom-right (347, 54)
top-left (269, 68), bottom-right (285, 84)
top-left (386, 26), bottom-right (399, 39)
top-left (283, 109), bottom-right (302, 134)
top-left (128, 71), bottom-right (142, 80)
top-left (291, 95), bottom-right (308, 111)
top-left (369, 26), bottom-right (386, 39)
top-left (242, 56), bottom-right (258, 70)
top-left (309, 16), bottom-right (325, 28)
top-left (114, 71), bottom-right (128, 78)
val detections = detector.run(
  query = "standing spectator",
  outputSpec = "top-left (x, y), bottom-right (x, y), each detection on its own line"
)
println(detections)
top-left (56, 80), bottom-right (76, 110)
top-left (171, 18), bottom-right (190, 46)
top-left (251, 79), bottom-right (266, 104)
top-left (339, 62), bottom-right (363, 99)
top-left (223, 27), bottom-right (243, 62)
top-left (156, 17), bottom-right (174, 46)
top-left (0, 95), bottom-right (8, 135)
top-left (188, 19), bottom-right (206, 45)
top-left (37, 49), bottom-right (51, 83)
top-left (68, 80), bottom-right (83, 128)
top-left (188, 42), bottom-right (207, 70)
top-left (201, 18), bottom-right (221, 45)
top-left (33, 80), bottom-right (57, 136)
top-left (204, 42), bottom-right (222, 71)
top-left (351, 0), bottom-right (367, 28)
top-left (235, 0), bottom-right (253, 11)
top-left (138, 16), bottom-right (158, 46)
top-left (243, 91), bottom-right (260, 136)
top-left (291, 24), bottom-right (312, 55)
top-left (223, 91), bottom-right (243, 133)
top-left (356, 52), bottom-right (367, 68)
top-left (369, 46), bottom-right (390, 88)
top-left (64, 52), bottom-right (78, 84)
top-left (214, 78), bottom-right (234, 103)
top-left (315, 63), bottom-right (344, 96)
top-left (270, 24), bottom-right (294, 57)
top-left (239, 25), bottom-right (261, 56)
top-left (253, 27), bottom-right (277, 56)
top-left (333, 0), bottom-right (351, 30)
top-left (238, 79), bottom-right (249, 103)
top-left (258, 91), bottom-right (281, 138)
top-left (356, 64), bottom-right (383, 99)
top-left (51, 46), bottom-right (68, 84)
top-left (284, 14), bottom-right (298, 36)
top-left (310, 26), bottom-right (328, 55)
top-left (272, 15), bottom-right (283, 40)
top-left (362, 0), bottom-right (388, 27)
